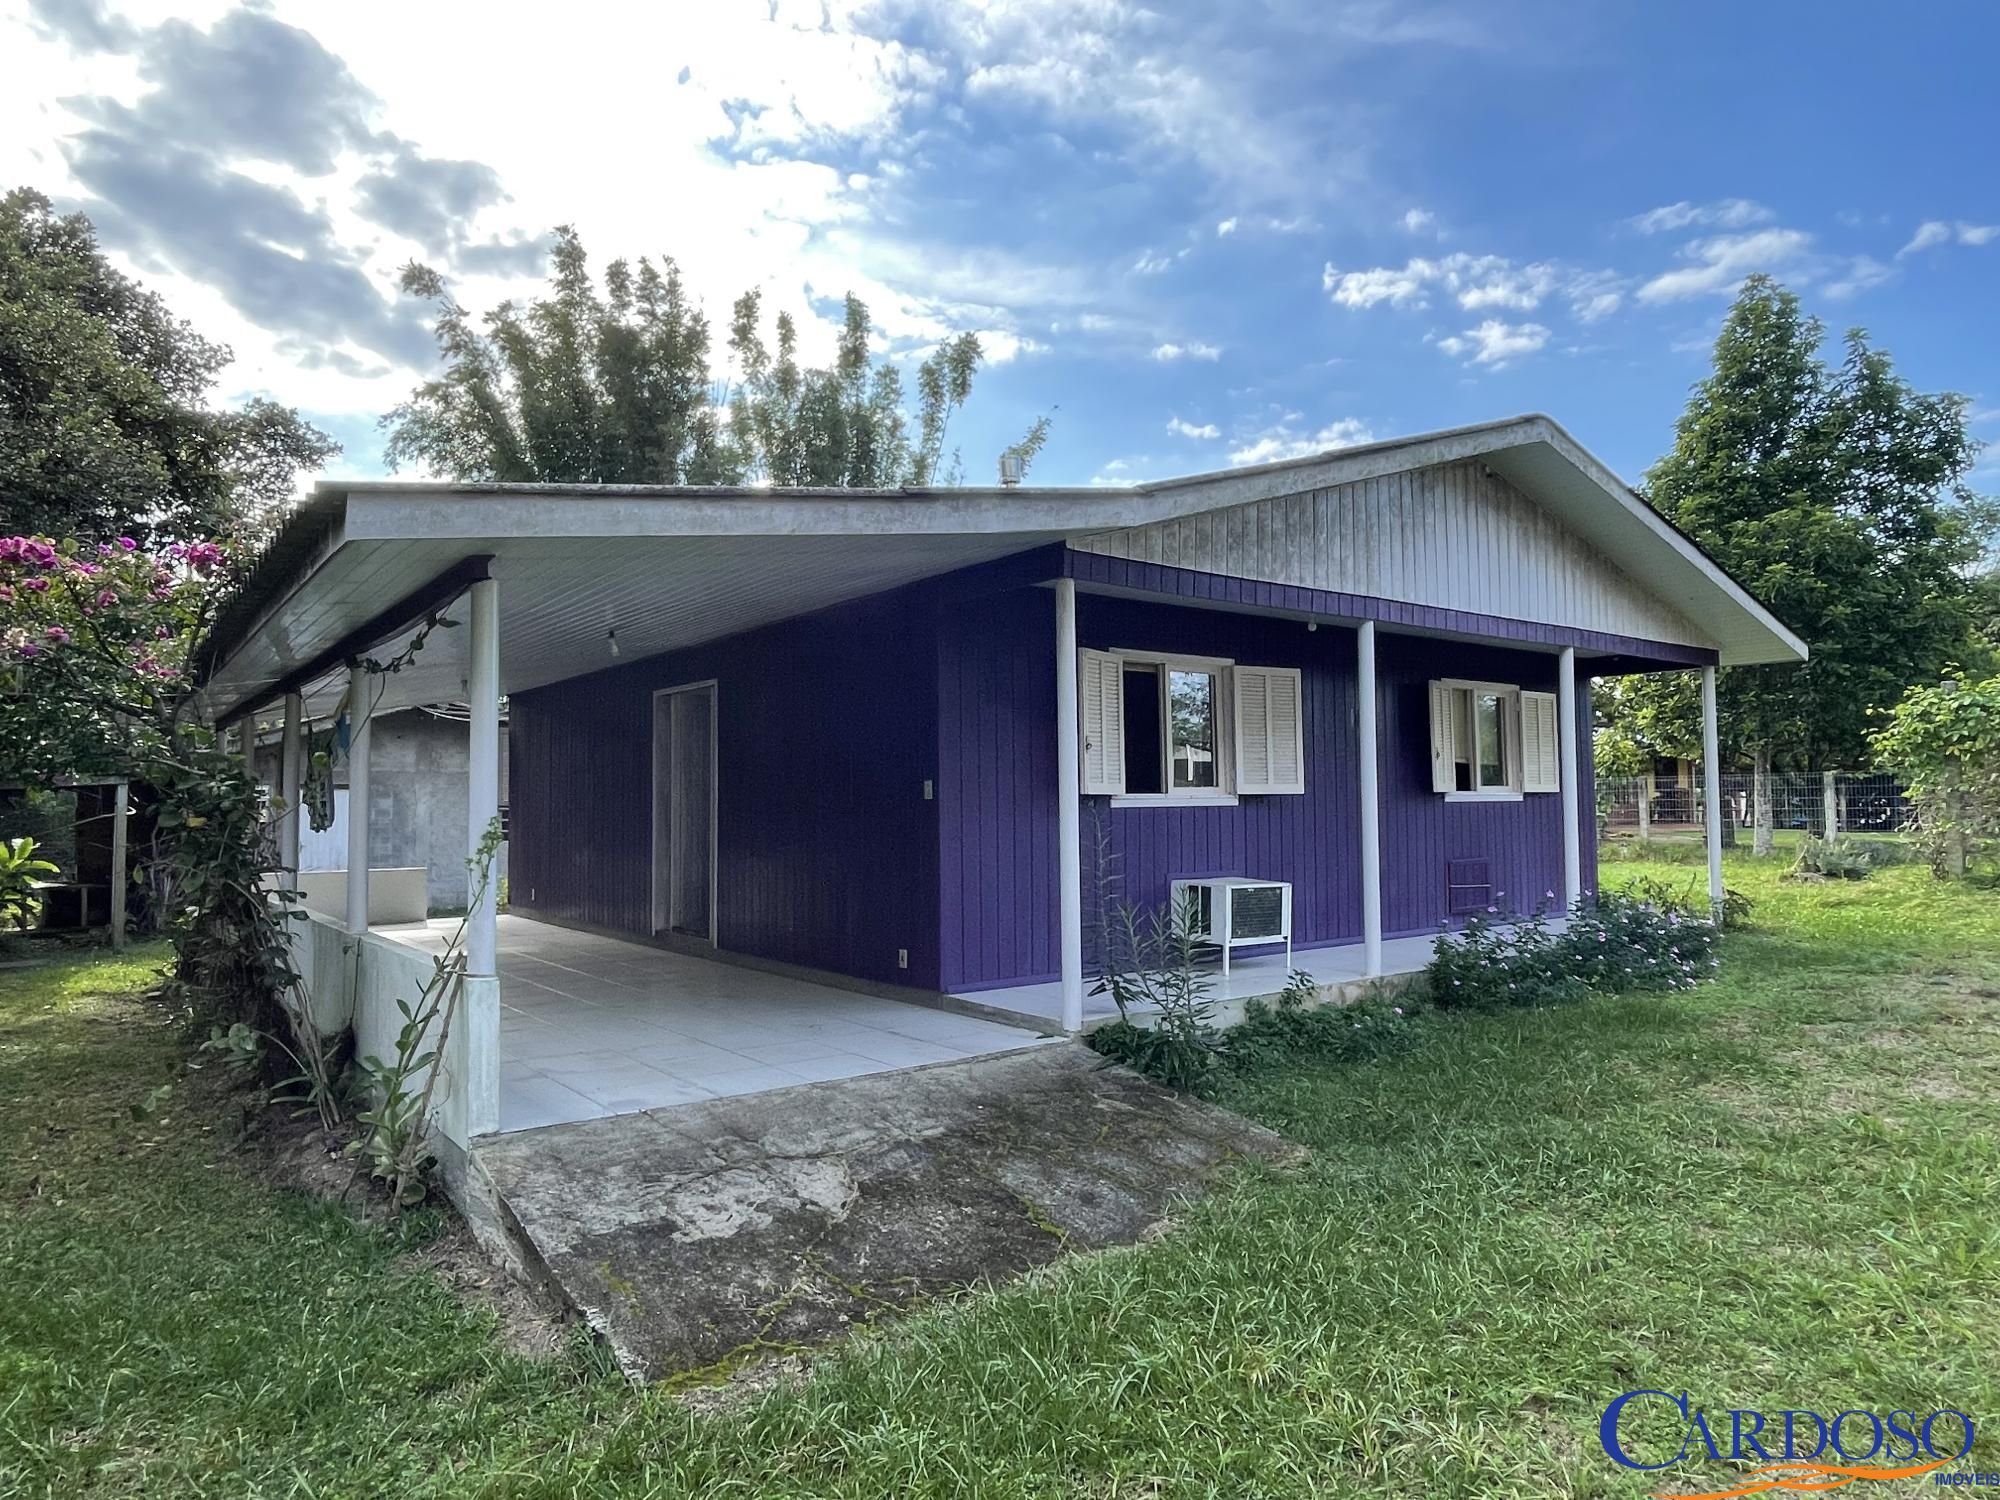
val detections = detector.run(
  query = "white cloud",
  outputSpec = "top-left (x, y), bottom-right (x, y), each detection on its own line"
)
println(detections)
top-left (1228, 417), bottom-right (1373, 466)
top-left (979, 329), bottom-right (1049, 362)
top-left (1634, 228), bottom-right (1813, 302)
top-left (1564, 270), bottom-right (1626, 322)
top-left (1456, 259), bottom-right (1560, 311)
top-left (1152, 340), bottom-right (1221, 361)
top-left (1216, 216), bottom-right (1238, 236)
top-left (1133, 249), bottom-right (1178, 274)
top-left (1166, 415), bottom-right (1220, 439)
top-left (1322, 260), bottom-right (1431, 309)
top-left (1434, 319), bottom-right (1549, 368)
top-left (1401, 207), bottom-right (1437, 235)
top-left (1627, 199), bottom-right (1773, 235)
top-left (1899, 219), bottom-right (2000, 256)
top-left (1323, 252), bottom-right (1579, 314)
top-left (1822, 255), bottom-right (1895, 300)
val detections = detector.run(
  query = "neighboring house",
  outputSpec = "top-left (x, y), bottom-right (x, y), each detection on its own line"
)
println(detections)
top-left (192, 414), bottom-right (1804, 1153)
top-left (250, 706), bottom-right (510, 912)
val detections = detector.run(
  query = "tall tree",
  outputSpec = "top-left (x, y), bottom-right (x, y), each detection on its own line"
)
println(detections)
top-left (1610, 276), bottom-right (1992, 851)
top-left (0, 188), bottom-right (336, 545)
top-left (385, 227), bottom-right (1045, 489)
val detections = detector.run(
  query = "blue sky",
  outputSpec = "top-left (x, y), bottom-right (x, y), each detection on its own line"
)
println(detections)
top-left (4, 0), bottom-right (1995, 492)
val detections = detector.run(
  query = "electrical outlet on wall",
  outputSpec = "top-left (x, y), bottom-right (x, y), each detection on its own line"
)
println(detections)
top-left (897, 948), bottom-right (909, 969)
top-left (922, 779), bottom-right (934, 800)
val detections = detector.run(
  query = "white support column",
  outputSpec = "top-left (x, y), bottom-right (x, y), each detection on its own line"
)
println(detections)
top-left (458, 576), bottom-right (502, 1141)
top-left (1054, 578), bottom-right (1084, 1033)
top-left (1701, 665), bottom-right (1724, 914)
top-left (344, 662), bottom-right (371, 933)
top-left (278, 692), bottom-right (303, 892)
top-left (467, 578), bottom-right (500, 979)
top-left (1558, 646), bottom-right (1581, 911)
top-left (109, 779), bottom-right (128, 950)
top-left (1357, 621), bottom-right (1382, 977)
top-left (1823, 770), bottom-right (1839, 838)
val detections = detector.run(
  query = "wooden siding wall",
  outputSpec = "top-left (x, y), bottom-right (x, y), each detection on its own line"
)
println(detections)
top-left (509, 587), bottom-right (941, 989)
top-left (937, 585), bottom-right (1599, 992)
top-left (1072, 459), bottom-right (1707, 649)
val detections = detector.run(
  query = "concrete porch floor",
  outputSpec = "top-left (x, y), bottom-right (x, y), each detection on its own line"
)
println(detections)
top-left (951, 930), bottom-right (1446, 1030)
top-left (380, 914), bottom-right (1058, 1134)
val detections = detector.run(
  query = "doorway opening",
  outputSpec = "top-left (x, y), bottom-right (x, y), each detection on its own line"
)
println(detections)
top-left (651, 681), bottom-right (716, 944)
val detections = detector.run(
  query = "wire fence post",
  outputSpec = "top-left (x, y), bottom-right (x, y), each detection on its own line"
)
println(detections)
top-left (1822, 771), bottom-right (1838, 837)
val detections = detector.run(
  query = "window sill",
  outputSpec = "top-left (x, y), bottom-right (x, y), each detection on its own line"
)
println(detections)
top-left (1111, 792), bottom-right (1241, 809)
top-left (1444, 789), bottom-right (1523, 803)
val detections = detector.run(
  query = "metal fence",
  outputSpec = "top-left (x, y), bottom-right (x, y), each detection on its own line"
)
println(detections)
top-left (1598, 772), bottom-right (1915, 836)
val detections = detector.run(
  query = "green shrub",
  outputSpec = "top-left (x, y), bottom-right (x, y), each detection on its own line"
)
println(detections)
top-left (0, 836), bottom-right (60, 930)
top-left (1561, 890), bottom-right (1721, 993)
top-left (1790, 835), bottom-right (1876, 881)
top-left (1428, 892), bottom-right (1720, 1009)
top-left (1427, 907), bottom-right (1590, 1011)
top-left (1616, 871), bottom-right (1756, 930)
top-left (1225, 987), bottom-right (1426, 1071)
top-left (1086, 889), bottom-right (1221, 1094)
top-left (1089, 1019), bottom-right (1218, 1094)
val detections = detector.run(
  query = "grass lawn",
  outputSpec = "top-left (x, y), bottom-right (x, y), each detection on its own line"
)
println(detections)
top-left (3, 852), bottom-right (1998, 1497)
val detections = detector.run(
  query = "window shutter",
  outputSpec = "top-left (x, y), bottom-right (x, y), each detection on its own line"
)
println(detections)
top-left (1233, 666), bottom-right (1304, 795)
top-left (1520, 690), bottom-right (1560, 793)
top-left (1078, 650), bottom-right (1125, 796)
top-left (1428, 682), bottom-right (1457, 794)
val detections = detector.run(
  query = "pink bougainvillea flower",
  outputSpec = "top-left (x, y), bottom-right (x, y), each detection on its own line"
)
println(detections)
top-left (45, 625), bottom-right (71, 643)
top-left (24, 577), bottom-right (50, 593)
top-left (117, 536), bottom-right (136, 550)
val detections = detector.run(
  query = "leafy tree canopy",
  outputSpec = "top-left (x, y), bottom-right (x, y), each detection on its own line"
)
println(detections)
top-left (1610, 275), bottom-right (1994, 769)
top-left (0, 188), bottom-right (337, 546)
top-left (383, 226), bottom-right (1048, 488)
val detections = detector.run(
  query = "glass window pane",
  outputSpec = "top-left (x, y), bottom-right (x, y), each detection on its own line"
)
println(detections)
top-left (1476, 692), bottom-right (1505, 789)
top-left (1122, 664), bottom-right (1164, 795)
top-left (1169, 670), bottom-right (1218, 789)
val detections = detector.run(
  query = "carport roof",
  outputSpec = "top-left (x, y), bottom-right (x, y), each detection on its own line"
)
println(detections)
top-left (193, 413), bottom-right (1806, 723)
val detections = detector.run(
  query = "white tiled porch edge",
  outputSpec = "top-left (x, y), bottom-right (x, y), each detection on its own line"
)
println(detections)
top-left (951, 930), bottom-right (1447, 1030)
top-left (380, 915), bottom-right (1058, 1134)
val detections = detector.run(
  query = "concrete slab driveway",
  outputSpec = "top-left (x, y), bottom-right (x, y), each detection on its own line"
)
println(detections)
top-left (473, 1044), bottom-right (1291, 1380)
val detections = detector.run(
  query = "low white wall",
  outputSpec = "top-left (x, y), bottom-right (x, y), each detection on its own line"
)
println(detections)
top-left (285, 908), bottom-right (352, 1034)
top-left (284, 908), bottom-right (497, 1148)
top-left (295, 868), bottom-right (429, 926)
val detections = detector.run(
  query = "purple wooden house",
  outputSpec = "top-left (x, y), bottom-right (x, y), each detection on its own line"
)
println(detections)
top-left (198, 415), bottom-right (1803, 1143)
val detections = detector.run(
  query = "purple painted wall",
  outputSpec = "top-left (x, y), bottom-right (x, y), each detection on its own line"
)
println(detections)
top-left (510, 586), bottom-right (941, 988)
top-left (512, 557), bottom-right (1618, 1000)
top-left (936, 584), bottom-right (1601, 992)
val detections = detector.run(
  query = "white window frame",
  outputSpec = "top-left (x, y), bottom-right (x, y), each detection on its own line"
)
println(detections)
top-left (1434, 678), bottom-right (1524, 802)
top-left (1108, 649), bottom-right (1239, 807)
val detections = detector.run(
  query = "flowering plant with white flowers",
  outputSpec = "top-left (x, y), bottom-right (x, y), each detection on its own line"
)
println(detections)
top-left (1428, 889), bottom-right (1719, 1011)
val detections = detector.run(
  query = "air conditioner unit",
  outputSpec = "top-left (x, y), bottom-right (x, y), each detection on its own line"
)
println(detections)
top-left (1168, 877), bottom-right (1293, 977)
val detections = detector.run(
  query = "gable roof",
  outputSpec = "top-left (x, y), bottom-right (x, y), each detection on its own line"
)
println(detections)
top-left (195, 413), bottom-right (1804, 722)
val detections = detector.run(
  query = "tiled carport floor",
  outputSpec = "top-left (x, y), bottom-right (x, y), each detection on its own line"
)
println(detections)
top-left (384, 915), bottom-right (1058, 1133)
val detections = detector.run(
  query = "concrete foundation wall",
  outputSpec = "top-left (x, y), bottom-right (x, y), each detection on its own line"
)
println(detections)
top-left (285, 909), bottom-right (496, 1147)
